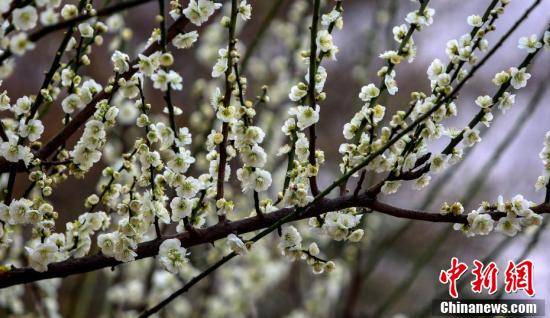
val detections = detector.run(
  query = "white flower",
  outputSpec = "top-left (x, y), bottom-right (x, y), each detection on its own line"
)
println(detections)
top-left (535, 175), bottom-right (549, 191)
top-left (405, 7), bottom-right (435, 27)
top-left (8, 198), bottom-right (33, 224)
top-left (97, 232), bottom-right (118, 257)
top-left (348, 229), bottom-right (364, 242)
top-left (212, 47), bottom-right (231, 78)
top-left (135, 52), bottom-right (161, 77)
top-left (430, 154), bottom-right (448, 174)
top-left (358, 84), bottom-right (379, 102)
top-left (9, 33), bottom-right (35, 56)
top-left (467, 14), bottom-right (483, 27)
top-left (13, 6), bottom-right (38, 31)
top-left (379, 50), bottom-right (403, 64)
top-left (521, 211), bottom-right (543, 227)
top-left (289, 105), bottom-right (320, 130)
top-left (497, 92), bottom-right (515, 113)
top-left (183, 0), bottom-right (222, 26)
top-left (216, 105), bottom-right (236, 122)
top-left (237, 168), bottom-right (272, 192)
top-left (495, 216), bottom-right (521, 237)
top-left (111, 51), bottom-right (130, 73)
top-left (170, 197), bottom-right (194, 220)
top-left (158, 239), bottom-right (189, 274)
top-left (251, 168), bottom-right (272, 192)
top-left (427, 59), bottom-right (444, 82)
top-left (0, 139), bottom-right (33, 165)
top-left (371, 104), bottom-right (385, 124)
top-left (78, 22), bottom-right (94, 38)
top-left (40, 8), bottom-right (59, 26)
top-left (468, 212), bottom-right (494, 236)
top-left (61, 94), bottom-right (83, 114)
top-left (279, 226), bottom-right (302, 250)
top-left (80, 79), bottom-right (103, 104)
top-left (240, 144), bottom-right (267, 168)
top-left (238, 0), bottom-right (251, 20)
top-left (176, 177), bottom-right (200, 198)
top-left (172, 31), bottom-right (199, 49)
top-left (289, 85), bottom-right (307, 102)
top-left (26, 242), bottom-right (59, 272)
top-left (518, 34), bottom-right (542, 53)
top-left (381, 180), bottom-right (401, 195)
top-left (475, 95), bottom-right (493, 109)
top-left (384, 72), bottom-right (398, 95)
top-left (13, 96), bottom-right (32, 115)
top-left (61, 4), bottom-right (78, 20)
top-left (152, 70), bottom-right (182, 91)
top-left (509, 67), bottom-right (530, 89)
top-left (227, 234), bottom-right (247, 255)
top-left (413, 174), bottom-right (431, 190)
top-left (18, 119), bottom-right (44, 142)
top-left (322, 9), bottom-right (341, 27)
top-left (492, 71), bottom-right (510, 86)
top-left (316, 30), bottom-right (334, 52)
top-left (510, 194), bottom-right (531, 216)
top-left (463, 127), bottom-right (481, 147)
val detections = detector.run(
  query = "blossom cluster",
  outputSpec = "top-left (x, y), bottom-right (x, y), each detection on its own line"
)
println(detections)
top-left (0, 0), bottom-right (547, 315)
top-left (453, 195), bottom-right (543, 237)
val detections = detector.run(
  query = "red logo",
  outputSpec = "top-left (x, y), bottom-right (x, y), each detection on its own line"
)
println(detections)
top-left (439, 257), bottom-right (469, 298)
top-left (504, 260), bottom-right (535, 297)
top-left (471, 260), bottom-right (499, 294)
top-left (439, 258), bottom-right (535, 298)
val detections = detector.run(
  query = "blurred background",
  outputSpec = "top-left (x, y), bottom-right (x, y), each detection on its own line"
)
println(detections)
top-left (1, 0), bottom-right (549, 317)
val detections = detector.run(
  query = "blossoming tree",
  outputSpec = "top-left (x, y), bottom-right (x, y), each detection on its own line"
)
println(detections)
top-left (0, 0), bottom-right (548, 316)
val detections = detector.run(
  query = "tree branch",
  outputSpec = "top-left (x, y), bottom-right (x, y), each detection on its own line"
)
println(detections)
top-left (0, 14), bottom-right (191, 173)
top-left (0, 0), bottom-right (158, 64)
top-left (0, 192), bottom-right (547, 289)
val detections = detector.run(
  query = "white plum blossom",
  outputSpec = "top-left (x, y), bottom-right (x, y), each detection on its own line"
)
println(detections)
top-left (0, 0), bottom-right (547, 309)
top-left (316, 30), bottom-right (334, 53)
top-left (227, 234), bottom-right (248, 255)
top-left (496, 217), bottom-right (521, 237)
top-left (466, 14), bottom-right (483, 27)
top-left (509, 67), bottom-right (531, 89)
top-left (25, 242), bottom-right (60, 272)
top-left (158, 239), bottom-right (189, 274)
top-left (170, 197), bottom-right (194, 220)
top-left (289, 105), bottom-right (320, 130)
top-left (497, 92), bottom-right (515, 113)
top-left (172, 31), bottom-right (199, 49)
top-left (183, 0), bottom-right (222, 26)
top-left (463, 127), bottom-right (481, 147)
top-left (279, 226), bottom-right (302, 250)
top-left (381, 180), bottom-right (401, 195)
top-left (358, 84), bottom-right (379, 102)
top-left (78, 23), bottom-right (94, 38)
top-left (111, 51), bottom-right (130, 73)
top-left (475, 95), bottom-right (493, 109)
top-left (9, 33), bottom-right (35, 56)
top-left (467, 211), bottom-right (494, 236)
top-left (18, 119), bottom-right (44, 142)
top-left (13, 6), bottom-right (38, 31)
top-left (238, 0), bottom-right (252, 20)
top-left (518, 34), bottom-right (542, 53)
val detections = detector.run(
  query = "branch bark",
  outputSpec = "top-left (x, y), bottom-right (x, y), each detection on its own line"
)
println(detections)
top-left (0, 193), bottom-right (547, 289)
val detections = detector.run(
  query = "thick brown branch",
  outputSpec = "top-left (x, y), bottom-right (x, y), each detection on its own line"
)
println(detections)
top-left (0, 194), bottom-right (547, 289)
